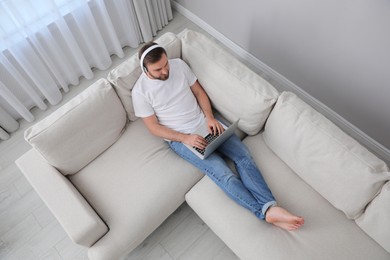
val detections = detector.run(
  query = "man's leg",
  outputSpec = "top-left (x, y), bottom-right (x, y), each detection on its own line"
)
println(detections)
top-left (217, 135), bottom-right (304, 230)
top-left (168, 141), bottom-right (265, 219)
top-left (217, 135), bottom-right (276, 218)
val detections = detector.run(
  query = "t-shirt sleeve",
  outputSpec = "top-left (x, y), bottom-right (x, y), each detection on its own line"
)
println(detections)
top-left (132, 89), bottom-right (154, 118)
top-left (179, 59), bottom-right (197, 87)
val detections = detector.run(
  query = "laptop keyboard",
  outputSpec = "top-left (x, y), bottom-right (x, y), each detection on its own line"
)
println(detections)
top-left (194, 132), bottom-right (220, 155)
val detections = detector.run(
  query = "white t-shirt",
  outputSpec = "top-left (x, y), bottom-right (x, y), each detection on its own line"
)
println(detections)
top-left (132, 59), bottom-right (205, 134)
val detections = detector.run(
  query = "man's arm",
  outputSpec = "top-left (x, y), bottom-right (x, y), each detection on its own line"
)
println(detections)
top-left (190, 80), bottom-right (224, 135)
top-left (142, 114), bottom-right (208, 149)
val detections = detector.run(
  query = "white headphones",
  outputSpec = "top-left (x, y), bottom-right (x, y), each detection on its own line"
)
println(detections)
top-left (140, 44), bottom-right (163, 73)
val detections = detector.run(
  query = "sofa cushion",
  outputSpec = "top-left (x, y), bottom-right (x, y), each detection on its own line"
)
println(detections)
top-left (180, 29), bottom-right (279, 135)
top-left (356, 181), bottom-right (390, 253)
top-left (263, 91), bottom-right (390, 219)
top-left (107, 32), bottom-right (182, 121)
top-left (185, 133), bottom-right (390, 260)
top-left (24, 78), bottom-right (127, 175)
top-left (69, 119), bottom-right (204, 259)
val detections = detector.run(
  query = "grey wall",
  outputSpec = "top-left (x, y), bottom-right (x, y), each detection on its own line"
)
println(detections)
top-left (175, 0), bottom-right (390, 152)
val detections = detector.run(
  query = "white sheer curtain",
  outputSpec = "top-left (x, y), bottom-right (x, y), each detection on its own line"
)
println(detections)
top-left (0, 0), bottom-right (172, 140)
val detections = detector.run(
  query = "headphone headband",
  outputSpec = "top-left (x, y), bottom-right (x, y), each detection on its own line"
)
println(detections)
top-left (140, 44), bottom-right (163, 72)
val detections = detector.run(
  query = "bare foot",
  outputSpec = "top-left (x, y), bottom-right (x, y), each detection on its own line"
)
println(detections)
top-left (265, 206), bottom-right (304, 231)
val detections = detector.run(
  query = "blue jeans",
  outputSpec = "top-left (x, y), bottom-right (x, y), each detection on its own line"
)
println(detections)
top-left (169, 134), bottom-right (276, 220)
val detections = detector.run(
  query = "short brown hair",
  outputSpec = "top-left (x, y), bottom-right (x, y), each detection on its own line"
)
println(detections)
top-left (139, 42), bottom-right (167, 70)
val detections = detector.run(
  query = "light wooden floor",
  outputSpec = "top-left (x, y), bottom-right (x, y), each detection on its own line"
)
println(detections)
top-left (0, 11), bottom-right (240, 260)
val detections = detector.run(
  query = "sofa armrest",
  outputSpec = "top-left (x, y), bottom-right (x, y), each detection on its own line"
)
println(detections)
top-left (15, 149), bottom-right (108, 247)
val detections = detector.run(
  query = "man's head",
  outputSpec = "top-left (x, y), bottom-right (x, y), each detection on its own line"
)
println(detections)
top-left (139, 42), bottom-right (169, 80)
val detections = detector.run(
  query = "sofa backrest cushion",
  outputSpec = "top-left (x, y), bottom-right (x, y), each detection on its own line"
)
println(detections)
top-left (180, 29), bottom-right (279, 135)
top-left (264, 91), bottom-right (390, 219)
top-left (107, 32), bottom-right (181, 121)
top-left (356, 181), bottom-right (390, 253)
top-left (24, 79), bottom-right (127, 175)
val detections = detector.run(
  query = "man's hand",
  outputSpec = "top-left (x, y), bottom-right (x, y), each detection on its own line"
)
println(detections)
top-left (183, 134), bottom-right (208, 149)
top-left (190, 82), bottom-right (224, 136)
top-left (207, 118), bottom-right (224, 136)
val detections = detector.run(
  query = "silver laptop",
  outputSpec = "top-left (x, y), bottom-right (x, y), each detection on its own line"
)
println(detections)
top-left (184, 119), bottom-right (239, 159)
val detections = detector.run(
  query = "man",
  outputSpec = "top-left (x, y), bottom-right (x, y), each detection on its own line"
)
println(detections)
top-left (132, 42), bottom-right (304, 231)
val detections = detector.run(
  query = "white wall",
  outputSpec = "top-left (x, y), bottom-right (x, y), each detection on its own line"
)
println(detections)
top-left (174, 0), bottom-right (390, 159)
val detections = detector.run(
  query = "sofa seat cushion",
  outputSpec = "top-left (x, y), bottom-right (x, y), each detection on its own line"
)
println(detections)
top-left (264, 91), bottom-right (390, 219)
top-left (180, 29), bottom-right (279, 136)
top-left (185, 133), bottom-right (390, 260)
top-left (356, 181), bottom-right (390, 253)
top-left (24, 79), bottom-right (127, 175)
top-left (69, 119), bottom-right (203, 260)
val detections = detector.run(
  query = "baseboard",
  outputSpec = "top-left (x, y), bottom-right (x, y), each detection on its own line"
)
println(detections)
top-left (171, 1), bottom-right (390, 164)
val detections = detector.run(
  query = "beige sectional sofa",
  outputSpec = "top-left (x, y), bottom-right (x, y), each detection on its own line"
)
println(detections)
top-left (16, 29), bottom-right (390, 260)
